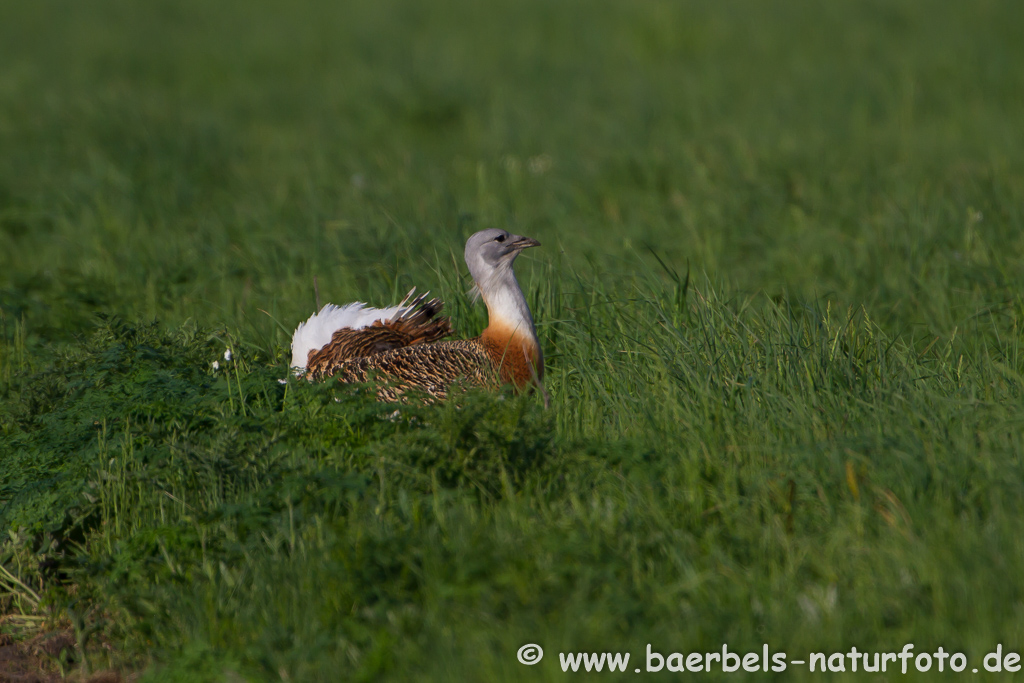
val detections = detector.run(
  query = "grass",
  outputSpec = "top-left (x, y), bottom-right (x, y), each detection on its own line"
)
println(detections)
top-left (2, 0), bottom-right (1024, 680)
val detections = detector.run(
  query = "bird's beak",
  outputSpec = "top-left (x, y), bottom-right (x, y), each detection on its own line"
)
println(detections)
top-left (510, 235), bottom-right (541, 251)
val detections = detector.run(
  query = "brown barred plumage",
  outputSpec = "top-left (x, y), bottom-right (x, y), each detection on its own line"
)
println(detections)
top-left (334, 339), bottom-right (496, 401)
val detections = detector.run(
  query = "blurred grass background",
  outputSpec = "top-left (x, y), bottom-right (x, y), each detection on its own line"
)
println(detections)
top-left (3, 0), bottom-right (1022, 342)
top-left (1, 0), bottom-right (1024, 680)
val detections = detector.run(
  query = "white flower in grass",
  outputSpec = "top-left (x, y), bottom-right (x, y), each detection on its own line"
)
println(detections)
top-left (224, 349), bottom-right (233, 361)
top-left (212, 360), bottom-right (220, 371)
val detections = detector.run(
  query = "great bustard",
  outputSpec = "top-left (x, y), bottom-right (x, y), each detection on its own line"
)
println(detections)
top-left (290, 229), bottom-right (543, 400)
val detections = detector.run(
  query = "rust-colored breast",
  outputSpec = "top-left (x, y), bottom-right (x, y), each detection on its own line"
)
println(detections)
top-left (479, 326), bottom-right (543, 388)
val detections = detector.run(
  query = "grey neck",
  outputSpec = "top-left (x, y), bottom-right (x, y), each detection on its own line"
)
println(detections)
top-left (475, 263), bottom-right (536, 338)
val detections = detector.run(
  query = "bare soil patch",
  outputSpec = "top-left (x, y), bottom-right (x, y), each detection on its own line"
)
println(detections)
top-left (0, 630), bottom-right (130, 683)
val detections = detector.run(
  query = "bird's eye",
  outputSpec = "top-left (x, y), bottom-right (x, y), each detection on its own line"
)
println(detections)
top-left (495, 234), bottom-right (506, 243)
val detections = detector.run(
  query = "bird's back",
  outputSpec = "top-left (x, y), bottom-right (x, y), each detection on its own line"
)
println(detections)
top-left (302, 293), bottom-right (452, 379)
top-left (335, 339), bottom-right (495, 400)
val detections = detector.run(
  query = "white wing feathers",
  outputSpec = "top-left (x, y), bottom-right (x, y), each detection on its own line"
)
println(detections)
top-left (289, 288), bottom-right (419, 370)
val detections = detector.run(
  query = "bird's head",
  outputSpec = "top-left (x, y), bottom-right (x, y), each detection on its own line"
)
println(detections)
top-left (464, 229), bottom-right (540, 285)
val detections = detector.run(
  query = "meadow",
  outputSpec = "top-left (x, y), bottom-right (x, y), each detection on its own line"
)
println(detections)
top-left (2, 0), bottom-right (1024, 680)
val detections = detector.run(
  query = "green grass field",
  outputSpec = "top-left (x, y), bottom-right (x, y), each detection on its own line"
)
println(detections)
top-left (2, 0), bottom-right (1024, 680)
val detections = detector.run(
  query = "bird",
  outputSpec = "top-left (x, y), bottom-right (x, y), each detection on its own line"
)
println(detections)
top-left (290, 228), bottom-right (543, 401)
